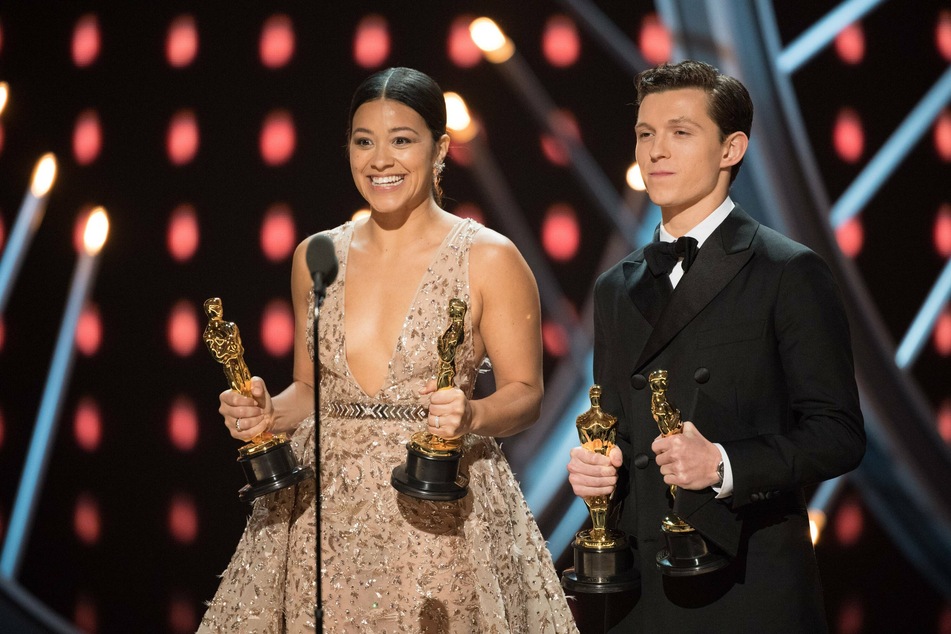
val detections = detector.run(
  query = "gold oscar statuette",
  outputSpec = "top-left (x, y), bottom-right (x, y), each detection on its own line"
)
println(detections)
top-left (649, 369), bottom-right (728, 575)
top-left (391, 298), bottom-right (470, 500)
top-left (203, 297), bottom-right (313, 503)
top-left (561, 385), bottom-right (638, 593)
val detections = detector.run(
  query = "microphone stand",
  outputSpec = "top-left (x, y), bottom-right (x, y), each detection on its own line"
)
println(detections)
top-left (312, 275), bottom-right (327, 632)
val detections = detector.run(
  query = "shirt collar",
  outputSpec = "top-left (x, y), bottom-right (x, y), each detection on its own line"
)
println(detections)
top-left (658, 196), bottom-right (735, 247)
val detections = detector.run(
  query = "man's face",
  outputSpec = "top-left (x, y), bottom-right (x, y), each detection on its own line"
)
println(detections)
top-left (635, 88), bottom-right (732, 215)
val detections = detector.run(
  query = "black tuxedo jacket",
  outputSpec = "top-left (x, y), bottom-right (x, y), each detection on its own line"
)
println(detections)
top-left (593, 205), bottom-right (865, 633)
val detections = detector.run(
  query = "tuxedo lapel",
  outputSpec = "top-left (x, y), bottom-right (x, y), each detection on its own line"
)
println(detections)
top-left (623, 255), bottom-right (669, 328)
top-left (634, 206), bottom-right (759, 371)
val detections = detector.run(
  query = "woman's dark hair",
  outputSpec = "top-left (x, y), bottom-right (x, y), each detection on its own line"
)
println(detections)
top-left (348, 67), bottom-right (448, 204)
top-left (633, 60), bottom-right (753, 183)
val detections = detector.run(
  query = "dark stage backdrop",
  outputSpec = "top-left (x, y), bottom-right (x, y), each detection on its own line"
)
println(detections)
top-left (0, 2), bottom-right (948, 632)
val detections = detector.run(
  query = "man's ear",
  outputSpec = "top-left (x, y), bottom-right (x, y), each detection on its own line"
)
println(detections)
top-left (721, 131), bottom-right (749, 168)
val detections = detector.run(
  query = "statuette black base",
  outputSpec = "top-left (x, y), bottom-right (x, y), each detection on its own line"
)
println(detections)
top-left (237, 441), bottom-right (314, 504)
top-left (391, 444), bottom-right (468, 501)
top-left (562, 534), bottom-right (639, 594)
top-left (656, 530), bottom-right (730, 576)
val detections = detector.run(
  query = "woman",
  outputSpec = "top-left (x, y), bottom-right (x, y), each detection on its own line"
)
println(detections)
top-left (198, 67), bottom-right (577, 633)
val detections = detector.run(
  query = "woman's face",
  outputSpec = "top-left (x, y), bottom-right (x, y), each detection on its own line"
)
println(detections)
top-left (349, 98), bottom-right (448, 216)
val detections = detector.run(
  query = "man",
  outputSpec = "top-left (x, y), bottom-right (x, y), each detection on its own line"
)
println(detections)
top-left (566, 60), bottom-right (865, 632)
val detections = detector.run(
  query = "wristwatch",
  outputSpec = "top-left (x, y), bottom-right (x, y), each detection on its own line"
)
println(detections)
top-left (715, 460), bottom-right (724, 488)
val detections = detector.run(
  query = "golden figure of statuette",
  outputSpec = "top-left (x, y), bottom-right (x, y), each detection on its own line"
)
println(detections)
top-left (575, 385), bottom-right (623, 548)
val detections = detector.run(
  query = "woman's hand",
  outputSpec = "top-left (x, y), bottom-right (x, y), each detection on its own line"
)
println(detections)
top-left (218, 376), bottom-right (274, 441)
top-left (419, 379), bottom-right (472, 439)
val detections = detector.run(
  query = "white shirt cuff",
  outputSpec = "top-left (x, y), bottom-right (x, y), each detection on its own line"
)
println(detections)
top-left (712, 443), bottom-right (733, 499)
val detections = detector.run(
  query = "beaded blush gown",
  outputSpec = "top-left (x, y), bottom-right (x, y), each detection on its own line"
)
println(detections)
top-left (197, 218), bottom-right (578, 633)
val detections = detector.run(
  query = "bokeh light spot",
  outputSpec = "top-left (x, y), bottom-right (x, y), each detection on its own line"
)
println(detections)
top-left (76, 303), bottom-right (102, 356)
top-left (542, 203), bottom-right (580, 261)
top-left (168, 494), bottom-right (198, 544)
top-left (73, 493), bottom-right (101, 545)
top-left (168, 203), bottom-right (200, 262)
top-left (935, 203), bottom-right (951, 257)
top-left (74, 594), bottom-right (98, 633)
top-left (73, 397), bottom-right (102, 452)
top-left (834, 23), bottom-right (865, 64)
top-left (448, 15), bottom-right (482, 68)
top-left (834, 496), bottom-right (864, 546)
top-left (169, 396), bottom-right (199, 451)
top-left (639, 14), bottom-right (672, 65)
top-left (354, 15), bottom-right (390, 68)
top-left (938, 399), bottom-right (951, 444)
top-left (934, 109), bottom-right (951, 161)
top-left (260, 299), bottom-right (294, 357)
top-left (261, 203), bottom-right (297, 262)
top-left (835, 216), bottom-right (864, 258)
top-left (937, 10), bottom-right (951, 61)
top-left (72, 14), bottom-right (100, 67)
top-left (452, 202), bottom-right (484, 224)
top-left (836, 596), bottom-right (864, 634)
top-left (73, 109), bottom-right (102, 165)
top-left (934, 308), bottom-right (951, 356)
top-left (167, 109), bottom-right (199, 166)
top-left (542, 321), bottom-right (569, 358)
top-left (833, 107), bottom-right (864, 163)
top-left (260, 14), bottom-right (295, 68)
top-left (543, 15), bottom-right (580, 68)
top-left (166, 15), bottom-right (198, 68)
top-left (260, 110), bottom-right (296, 166)
top-left (167, 300), bottom-right (199, 357)
top-left (541, 110), bottom-right (581, 166)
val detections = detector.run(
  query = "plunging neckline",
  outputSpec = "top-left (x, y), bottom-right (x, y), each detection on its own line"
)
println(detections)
top-left (340, 219), bottom-right (465, 400)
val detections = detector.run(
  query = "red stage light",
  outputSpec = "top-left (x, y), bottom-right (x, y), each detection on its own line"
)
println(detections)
top-left (167, 300), bottom-right (199, 357)
top-left (542, 202), bottom-right (580, 261)
top-left (73, 594), bottom-right (98, 633)
top-left (835, 216), bottom-right (864, 258)
top-left (261, 203), bottom-right (296, 262)
top-left (166, 15), bottom-right (198, 68)
top-left (937, 10), bottom-right (951, 61)
top-left (834, 23), bottom-right (865, 64)
top-left (354, 15), bottom-right (390, 68)
top-left (169, 396), bottom-right (199, 452)
top-left (72, 14), bottom-right (100, 68)
top-left (72, 109), bottom-right (102, 166)
top-left (543, 15), bottom-right (581, 68)
top-left (448, 137), bottom-right (474, 167)
top-left (934, 109), bottom-right (951, 161)
top-left (168, 203), bottom-right (200, 262)
top-left (934, 308), bottom-right (951, 356)
top-left (639, 14), bottom-right (672, 65)
top-left (260, 14), bottom-right (295, 68)
top-left (836, 597), bottom-right (865, 634)
top-left (168, 594), bottom-right (197, 633)
top-left (76, 303), bottom-right (102, 356)
top-left (938, 399), bottom-right (951, 444)
top-left (935, 203), bottom-right (951, 257)
top-left (260, 110), bottom-right (296, 166)
top-left (448, 15), bottom-right (482, 68)
top-left (73, 398), bottom-right (102, 452)
top-left (169, 494), bottom-right (198, 544)
top-left (260, 299), bottom-right (294, 357)
top-left (74, 493), bottom-right (101, 545)
top-left (167, 109), bottom-right (200, 166)
top-left (540, 110), bottom-right (581, 167)
top-left (833, 107), bottom-right (864, 163)
top-left (542, 321), bottom-right (569, 358)
top-left (72, 205), bottom-right (96, 253)
top-left (834, 496), bottom-right (864, 546)
top-left (452, 202), bottom-right (484, 224)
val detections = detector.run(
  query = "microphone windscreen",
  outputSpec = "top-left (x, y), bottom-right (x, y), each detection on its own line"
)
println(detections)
top-left (305, 234), bottom-right (338, 286)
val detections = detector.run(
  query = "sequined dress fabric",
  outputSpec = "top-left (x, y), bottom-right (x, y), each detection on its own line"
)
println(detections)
top-left (198, 219), bottom-right (578, 633)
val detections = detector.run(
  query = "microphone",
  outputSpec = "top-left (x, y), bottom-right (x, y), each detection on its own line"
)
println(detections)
top-left (306, 234), bottom-right (338, 304)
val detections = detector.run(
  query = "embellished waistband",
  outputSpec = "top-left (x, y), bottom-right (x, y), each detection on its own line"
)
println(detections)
top-left (325, 401), bottom-right (427, 421)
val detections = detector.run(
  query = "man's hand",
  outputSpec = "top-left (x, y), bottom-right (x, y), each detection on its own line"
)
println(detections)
top-left (567, 445), bottom-right (623, 498)
top-left (652, 421), bottom-right (721, 490)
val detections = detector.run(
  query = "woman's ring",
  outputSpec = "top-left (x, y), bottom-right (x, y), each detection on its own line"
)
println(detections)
top-left (235, 419), bottom-right (242, 432)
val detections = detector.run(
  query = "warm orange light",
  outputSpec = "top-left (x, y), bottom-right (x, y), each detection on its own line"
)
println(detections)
top-left (0, 82), bottom-right (8, 117)
top-left (444, 92), bottom-right (478, 143)
top-left (83, 207), bottom-right (109, 256)
top-left (30, 153), bottom-right (57, 197)
top-left (808, 508), bottom-right (826, 545)
top-left (470, 18), bottom-right (514, 63)
top-left (352, 208), bottom-right (371, 222)
top-left (626, 162), bottom-right (646, 191)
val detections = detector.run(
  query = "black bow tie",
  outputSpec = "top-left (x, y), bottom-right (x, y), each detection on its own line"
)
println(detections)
top-left (644, 236), bottom-right (699, 277)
